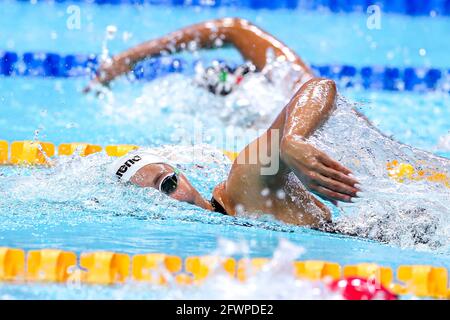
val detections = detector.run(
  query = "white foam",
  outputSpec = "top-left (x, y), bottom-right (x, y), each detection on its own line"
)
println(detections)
top-left (437, 133), bottom-right (450, 151)
top-left (306, 95), bottom-right (450, 251)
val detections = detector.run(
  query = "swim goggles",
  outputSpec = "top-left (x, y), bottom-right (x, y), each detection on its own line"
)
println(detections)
top-left (158, 167), bottom-right (180, 195)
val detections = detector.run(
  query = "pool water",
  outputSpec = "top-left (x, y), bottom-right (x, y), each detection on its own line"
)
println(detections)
top-left (1, 1), bottom-right (450, 299)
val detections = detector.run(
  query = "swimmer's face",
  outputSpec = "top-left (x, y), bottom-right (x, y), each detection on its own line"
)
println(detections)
top-left (129, 163), bottom-right (212, 211)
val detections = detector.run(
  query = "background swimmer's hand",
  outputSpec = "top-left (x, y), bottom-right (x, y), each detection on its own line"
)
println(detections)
top-left (82, 78), bottom-right (111, 96)
top-left (82, 59), bottom-right (123, 94)
top-left (83, 73), bottom-right (112, 95)
top-left (82, 62), bottom-right (115, 95)
top-left (82, 78), bottom-right (99, 94)
top-left (280, 136), bottom-right (360, 204)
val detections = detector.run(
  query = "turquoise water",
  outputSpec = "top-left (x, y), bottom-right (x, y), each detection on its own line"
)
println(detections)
top-left (1, 77), bottom-right (449, 154)
top-left (0, 1), bottom-right (450, 299)
top-left (2, 1), bottom-right (450, 67)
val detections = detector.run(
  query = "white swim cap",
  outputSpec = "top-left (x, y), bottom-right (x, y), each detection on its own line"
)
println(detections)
top-left (109, 150), bottom-right (169, 183)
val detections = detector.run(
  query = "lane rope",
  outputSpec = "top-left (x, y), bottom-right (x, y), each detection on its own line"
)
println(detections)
top-left (11, 0), bottom-right (450, 16)
top-left (0, 247), bottom-right (448, 298)
top-left (2, 141), bottom-right (449, 189)
top-left (1, 52), bottom-right (449, 93)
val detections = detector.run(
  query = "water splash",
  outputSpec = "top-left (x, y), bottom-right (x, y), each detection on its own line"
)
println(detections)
top-left (167, 238), bottom-right (337, 300)
top-left (100, 25), bottom-right (117, 65)
top-left (307, 95), bottom-right (450, 251)
top-left (100, 59), bottom-right (300, 131)
top-left (0, 146), bottom-right (299, 235)
top-left (437, 133), bottom-right (450, 152)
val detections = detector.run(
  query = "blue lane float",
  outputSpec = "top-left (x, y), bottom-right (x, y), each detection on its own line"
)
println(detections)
top-left (1, 51), bottom-right (449, 93)
top-left (0, 51), bottom-right (98, 78)
top-left (12, 0), bottom-right (450, 16)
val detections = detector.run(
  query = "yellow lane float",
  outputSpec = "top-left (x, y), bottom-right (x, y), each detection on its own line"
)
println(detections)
top-left (295, 260), bottom-right (341, 281)
top-left (0, 140), bottom-right (8, 164)
top-left (58, 143), bottom-right (102, 157)
top-left (27, 249), bottom-right (77, 283)
top-left (80, 251), bottom-right (130, 285)
top-left (397, 265), bottom-right (448, 299)
top-left (0, 247), bottom-right (448, 299)
top-left (132, 253), bottom-right (182, 284)
top-left (222, 150), bottom-right (239, 162)
top-left (1, 138), bottom-right (448, 191)
top-left (105, 144), bottom-right (139, 157)
top-left (387, 160), bottom-right (450, 188)
top-left (185, 256), bottom-right (236, 282)
top-left (10, 141), bottom-right (55, 165)
top-left (0, 247), bottom-right (25, 281)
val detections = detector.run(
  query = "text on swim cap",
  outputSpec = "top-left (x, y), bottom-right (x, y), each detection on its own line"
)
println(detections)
top-left (116, 155), bottom-right (142, 178)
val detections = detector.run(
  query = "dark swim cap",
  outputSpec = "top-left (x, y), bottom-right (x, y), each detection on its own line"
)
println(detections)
top-left (195, 61), bottom-right (256, 96)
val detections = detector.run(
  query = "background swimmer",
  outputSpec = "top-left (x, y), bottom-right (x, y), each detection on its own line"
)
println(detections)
top-left (84, 18), bottom-right (313, 95)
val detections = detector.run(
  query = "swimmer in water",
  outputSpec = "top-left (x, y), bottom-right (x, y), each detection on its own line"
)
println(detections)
top-left (98, 18), bottom-right (363, 231)
top-left (91, 18), bottom-right (437, 239)
top-left (108, 71), bottom-right (358, 231)
top-left (83, 17), bottom-right (313, 95)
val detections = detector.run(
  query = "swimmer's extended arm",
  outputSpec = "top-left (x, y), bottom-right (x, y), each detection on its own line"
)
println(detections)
top-left (84, 17), bottom-right (312, 91)
top-left (280, 78), bottom-right (360, 203)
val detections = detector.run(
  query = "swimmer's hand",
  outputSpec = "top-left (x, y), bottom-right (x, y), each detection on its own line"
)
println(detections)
top-left (82, 78), bottom-right (111, 96)
top-left (280, 137), bottom-right (360, 204)
top-left (82, 65), bottom-right (114, 96)
top-left (83, 60), bottom-right (121, 94)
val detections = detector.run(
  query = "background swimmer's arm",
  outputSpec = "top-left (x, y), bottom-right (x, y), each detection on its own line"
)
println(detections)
top-left (84, 17), bottom-right (313, 91)
top-left (280, 78), bottom-right (360, 204)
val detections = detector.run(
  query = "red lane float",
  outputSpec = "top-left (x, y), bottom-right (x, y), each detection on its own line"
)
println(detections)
top-left (328, 276), bottom-right (398, 300)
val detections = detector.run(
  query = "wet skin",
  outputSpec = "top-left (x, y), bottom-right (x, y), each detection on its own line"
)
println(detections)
top-left (125, 79), bottom-right (359, 228)
top-left (87, 18), bottom-right (361, 227)
top-left (213, 78), bottom-right (359, 227)
top-left (84, 17), bottom-right (312, 90)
